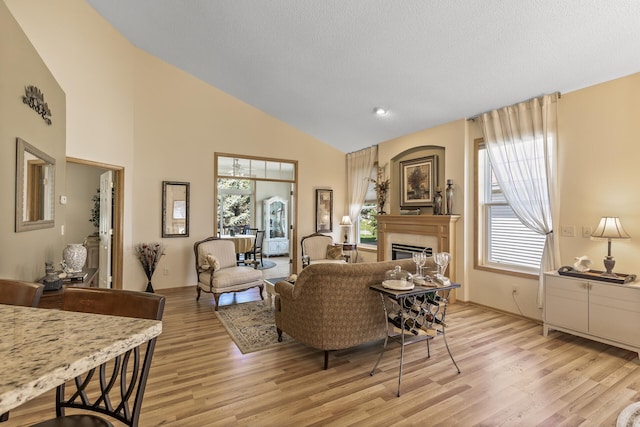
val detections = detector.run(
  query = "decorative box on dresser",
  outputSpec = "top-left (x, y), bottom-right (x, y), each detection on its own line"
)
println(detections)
top-left (543, 271), bottom-right (640, 358)
top-left (38, 268), bottom-right (99, 309)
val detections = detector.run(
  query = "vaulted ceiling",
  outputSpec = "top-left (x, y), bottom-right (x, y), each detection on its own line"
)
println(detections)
top-left (87, 0), bottom-right (640, 153)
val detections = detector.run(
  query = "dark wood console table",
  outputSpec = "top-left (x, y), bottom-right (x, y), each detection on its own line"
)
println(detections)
top-left (38, 268), bottom-right (99, 309)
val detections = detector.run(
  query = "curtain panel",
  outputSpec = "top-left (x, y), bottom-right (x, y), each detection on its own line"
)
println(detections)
top-left (479, 94), bottom-right (560, 307)
top-left (346, 146), bottom-right (377, 242)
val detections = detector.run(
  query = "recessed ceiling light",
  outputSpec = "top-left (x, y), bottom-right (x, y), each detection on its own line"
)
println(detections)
top-left (373, 107), bottom-right (389, 116)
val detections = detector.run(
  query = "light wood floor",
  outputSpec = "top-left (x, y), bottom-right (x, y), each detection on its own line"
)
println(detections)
top-left (7, 285), bottom-right (640, 426)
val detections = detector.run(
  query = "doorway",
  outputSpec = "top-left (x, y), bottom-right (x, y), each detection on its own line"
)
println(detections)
top-left (214, 153), bottom-right (298, 273)
top-left (66, 157), bottom-right (124, 289)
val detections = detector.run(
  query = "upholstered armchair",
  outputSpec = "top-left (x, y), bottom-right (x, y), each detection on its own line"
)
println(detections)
top-left (300, 233), bottom-right (348, 267)
top-left (194, 237), bottom-right (264, 310)
top-left (275, 259), bottom-right (416, 369)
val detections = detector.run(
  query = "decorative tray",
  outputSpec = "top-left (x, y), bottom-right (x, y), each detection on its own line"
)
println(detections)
top-left (557, 266), bottom-right (637, 284)
top-left (382, 280), bottom-right (415, 291)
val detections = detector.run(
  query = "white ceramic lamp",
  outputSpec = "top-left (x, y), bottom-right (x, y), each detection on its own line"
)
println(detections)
top-left (590, 216), bottom-right (630, 278)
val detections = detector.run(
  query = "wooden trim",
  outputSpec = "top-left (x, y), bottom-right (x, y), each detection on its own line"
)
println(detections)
top-left (473, 137), bottom-right (483, 272)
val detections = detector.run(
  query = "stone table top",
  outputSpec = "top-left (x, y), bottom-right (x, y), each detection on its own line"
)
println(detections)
top-left (0, 304), bottom-right (162, 414)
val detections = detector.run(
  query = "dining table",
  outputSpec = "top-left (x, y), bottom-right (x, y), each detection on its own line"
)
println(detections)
top-left (0, 304), bottom-right (162, 415)
top-left (220, 234), bottom-right (255, 254)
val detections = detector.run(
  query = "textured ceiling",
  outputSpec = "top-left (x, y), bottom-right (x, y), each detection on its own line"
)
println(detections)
top-left (87, 0), bottom-right (640, 153)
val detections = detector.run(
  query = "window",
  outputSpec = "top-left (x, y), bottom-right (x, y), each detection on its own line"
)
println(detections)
top-left (476, 142), bottom-right (545, 274)
top-left (217, 178), bottom-right (253, 235)
top-left (358, 166), bottom-right (378, 246)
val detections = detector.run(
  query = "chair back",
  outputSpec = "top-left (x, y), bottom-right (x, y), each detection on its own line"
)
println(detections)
top-left (301, 233), bottom-right (333, 261)
top-left (255, 230), bottom-right (265, 249)
top-left (54, 287), bottom-right (165, 427)
top-left (0, 278), bottom-right (44, 307)
top-left (246, 227), bottom-right (258, 235)
top-left (194, 237), bottom-right (238, 271)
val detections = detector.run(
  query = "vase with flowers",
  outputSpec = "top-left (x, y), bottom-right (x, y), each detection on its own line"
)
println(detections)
top-left (370, 165), bottom-right (390, 215)
top-left (135, 242), bottom-right (166, 293)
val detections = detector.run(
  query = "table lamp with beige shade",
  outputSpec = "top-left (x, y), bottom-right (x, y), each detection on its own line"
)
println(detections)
top-left (590, 216), bottom-right (630, 278)
top-left (340, 215), bottom-right (352, 243)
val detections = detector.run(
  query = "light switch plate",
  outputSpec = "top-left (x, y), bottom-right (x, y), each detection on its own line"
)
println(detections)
top-left (561, 225), bottom-right (575, 237)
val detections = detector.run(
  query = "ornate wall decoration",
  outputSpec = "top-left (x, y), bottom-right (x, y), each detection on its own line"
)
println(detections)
top-left (22, 85), bottom-right (52, 125)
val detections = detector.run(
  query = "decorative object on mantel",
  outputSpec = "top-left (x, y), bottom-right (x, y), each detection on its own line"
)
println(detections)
top-left (557, 266), bottom-right (636, 284)
top-left (400, 209), bottom-right (421, 215)
top-left (572, 255), bottom-right (592, 272)
top-left (62, 243), bottom-right (87, 273)
top-left (445, 179), bottom-right (454, 215)
top-left (590, 216), bottom-right (630, 278)
top-left (369, 164), bottom-right (390, 215)
top-left (340, 215), bottom-right (352, 243)
top-left (433, 188), bottom-right (443, 215)
top-left (22, 85), bottom-right (52, 125)
top-left (135, 242), bottom-right (166, 293)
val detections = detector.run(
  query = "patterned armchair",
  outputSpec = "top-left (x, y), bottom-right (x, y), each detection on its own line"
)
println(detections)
top-left (194, 237), bottom-right (264, 310)
top-left (274, 258), bottom-right (415, 369)
top-left (300, 232), bottom-right (348, 267)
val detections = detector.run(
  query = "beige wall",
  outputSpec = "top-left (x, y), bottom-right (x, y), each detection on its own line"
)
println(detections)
top-left (0, 1), bottom-right (66, 281)
top-left (466, 74), bottom-right (640, 320)
top-left (376, 119), bottom-right (468, 292)
top-left (5, 0), bottom-right (345, 291)
top-left (5, 1), bottom-right (639, 312)
top-left (65, 163), bottom-right (105, 244)
top-left (374, 73), bottom-right (640, 320)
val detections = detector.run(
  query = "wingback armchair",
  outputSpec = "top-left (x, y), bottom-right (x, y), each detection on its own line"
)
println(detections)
top-left (194, 237), bottom-right (264, 310)
top-left (300, 233), bottom-right (348, 267)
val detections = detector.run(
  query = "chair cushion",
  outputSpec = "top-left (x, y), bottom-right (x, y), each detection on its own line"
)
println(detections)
top-left (198, 265), bottom-right (263, 289)
top-left (32, 414), bottom-right (114, 427)
top-left (309, 259), bottom-right (347, 266)
top-left (326, 244), bottom-right (343, 260)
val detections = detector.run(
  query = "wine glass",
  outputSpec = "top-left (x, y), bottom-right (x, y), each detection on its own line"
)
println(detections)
top-left (412, 252), bottom-right (426, 279)
top-left (434, 252), bottom-right (451, 279)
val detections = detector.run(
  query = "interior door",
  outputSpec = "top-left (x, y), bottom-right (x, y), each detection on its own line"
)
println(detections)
top-left (99, 171), bottom-right (113, 288)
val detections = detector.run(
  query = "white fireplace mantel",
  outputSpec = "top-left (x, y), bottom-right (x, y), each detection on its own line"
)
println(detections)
top-left (377, 214), bottom-right (460, 283)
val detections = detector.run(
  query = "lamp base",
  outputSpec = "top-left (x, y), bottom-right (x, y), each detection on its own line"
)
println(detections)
top-left (601, 256), bottom-right (618, 278)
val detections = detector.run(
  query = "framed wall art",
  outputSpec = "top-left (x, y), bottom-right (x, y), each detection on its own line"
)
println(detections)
top-left (400, 155), bottom-right (438, 208)
top-left (315, 189), bottom-right (333, 232)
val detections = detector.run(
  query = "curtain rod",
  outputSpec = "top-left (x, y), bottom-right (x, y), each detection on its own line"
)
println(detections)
top-left (467, 91), bottom-right (561, 122)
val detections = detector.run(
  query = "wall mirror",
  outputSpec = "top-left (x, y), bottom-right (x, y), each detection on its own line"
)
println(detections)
top-left (162, 181), bottom-right (189, 237)
top-left (16, 137), bottom-right (56, 232)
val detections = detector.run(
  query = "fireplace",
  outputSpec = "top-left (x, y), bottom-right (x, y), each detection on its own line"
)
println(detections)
top-left (391, 243), bottom-right (432, 260)
top-left (377, 214), bottom-right (459, 283)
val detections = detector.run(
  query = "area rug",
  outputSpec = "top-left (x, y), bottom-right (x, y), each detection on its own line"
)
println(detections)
top-left (256, 260), bottom-right (276, 270)
top-left (214, 301), bottom-right (292, 354)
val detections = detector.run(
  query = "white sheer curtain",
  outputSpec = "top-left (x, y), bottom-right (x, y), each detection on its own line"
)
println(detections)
top-left (479, 94), bottom-right (560, 307)
top-left (346, 146), bottom-right (377, 242)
